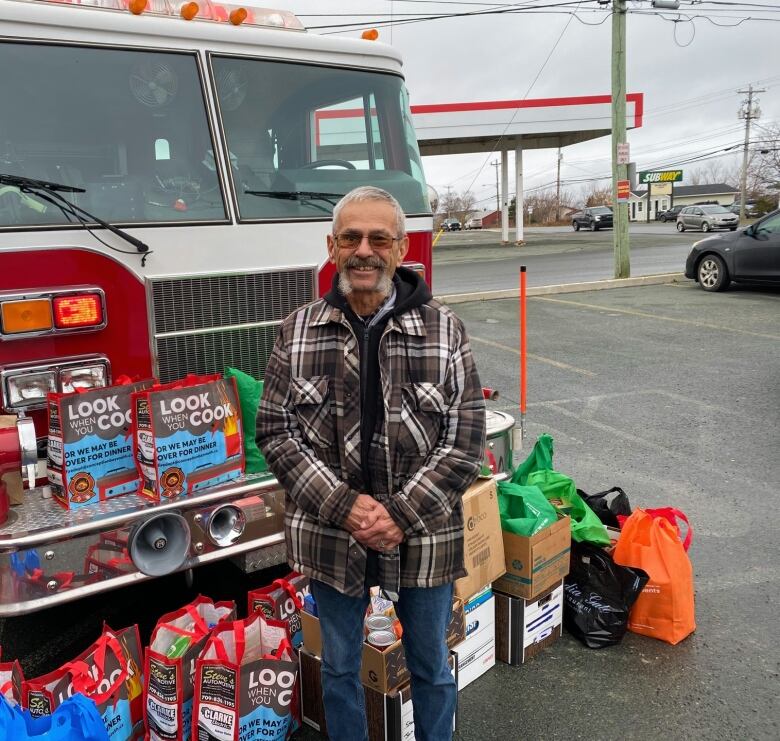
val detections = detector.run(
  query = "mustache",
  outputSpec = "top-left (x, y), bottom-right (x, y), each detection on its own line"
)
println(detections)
top-left (344, 256), bottom-right (385, 270)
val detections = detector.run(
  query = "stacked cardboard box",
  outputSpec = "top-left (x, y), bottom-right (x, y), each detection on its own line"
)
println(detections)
top-left (452, 587), bottom-right (495, 690)
top-left (495, 581), bottom-right (564, 665)
top-left (449, 478), bottom-right (506, 690)
top-left (492, 508), bottom-right (571, 664)
top-left (300, 649), bottom-right (458, 741)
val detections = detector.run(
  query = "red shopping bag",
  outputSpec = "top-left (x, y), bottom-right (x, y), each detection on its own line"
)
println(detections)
top-left (247, 572), bottom-right (310, 651)
top-left (613, 508), bottom-right (695, 645)
top-left (133, 374), bottom-right (244, 502)
top-left (23, 624), bottom-right (144, 739)
top-left (144, 595), bottom-right (236, 741)
top-left (193, 612), bottom-right (299, 741)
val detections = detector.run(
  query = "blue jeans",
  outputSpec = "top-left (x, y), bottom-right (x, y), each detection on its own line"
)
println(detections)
top-left (310, 579), bottom-right (456, 741)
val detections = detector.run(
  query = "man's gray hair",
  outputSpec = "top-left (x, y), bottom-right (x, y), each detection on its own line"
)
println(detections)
top-left (332, 186), bottom-right (406, 237)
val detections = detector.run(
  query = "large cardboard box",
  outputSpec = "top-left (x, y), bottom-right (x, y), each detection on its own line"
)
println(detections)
top-left (300, 648), bottom-right (458, 741)
top-left (494, 581), bottom-right (563, 665)
top-left (455, 478), bottom-right (506, 601)
top-left (300, 598), bottom-right (465, 694)
top-left (493, 516), bottom-right (571, 599)
top-left (452, 590), bottom-right (495, 690)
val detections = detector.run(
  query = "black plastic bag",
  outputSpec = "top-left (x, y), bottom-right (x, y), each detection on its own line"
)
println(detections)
top-left (563, 542), bottom-right (649, 649)
top-left (577, 486), bottom-right (632, 528)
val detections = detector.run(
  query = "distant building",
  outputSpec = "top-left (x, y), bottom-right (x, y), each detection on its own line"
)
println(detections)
top-left (629, 183), bottom-right (739, 221)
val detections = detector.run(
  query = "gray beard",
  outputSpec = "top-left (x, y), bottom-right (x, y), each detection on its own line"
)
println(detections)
top-left (338, 269), bottom-right (393, 298)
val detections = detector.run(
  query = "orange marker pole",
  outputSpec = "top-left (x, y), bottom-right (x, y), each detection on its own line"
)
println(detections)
top-left (520, 266), bottom-right (527, 443)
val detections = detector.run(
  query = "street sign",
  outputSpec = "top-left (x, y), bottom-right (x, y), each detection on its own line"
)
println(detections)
top-left (638, 170), bottom-right (683, 184)
top-left (617, 143), bottom-right (630, 165)
top-left (617, 179), bottom-right (630, 202)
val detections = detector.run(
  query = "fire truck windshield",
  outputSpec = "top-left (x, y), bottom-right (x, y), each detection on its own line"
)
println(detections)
top-left (0, 42), bottom-right (225, 228)
top-left (211, 56), bottom-right (429, 220)
top-left (0, 41), bottom-right (429, 230)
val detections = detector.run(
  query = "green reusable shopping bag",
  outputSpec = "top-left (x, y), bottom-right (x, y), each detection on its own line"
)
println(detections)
top-left (510, 433), bottom-right (554, 485)
top-left (528, 469), bottom-right (611, 547)
top-left (224, 367), bottom-right (268, 474)
top-left (497, 480), bottom-right (558, 537)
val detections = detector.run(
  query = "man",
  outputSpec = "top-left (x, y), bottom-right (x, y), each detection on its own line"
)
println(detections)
top-left (257, 186), bottom-right (485, 741)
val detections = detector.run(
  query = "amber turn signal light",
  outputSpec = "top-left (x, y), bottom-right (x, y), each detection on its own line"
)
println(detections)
top-left (1, 299), bottom-right (53, 335)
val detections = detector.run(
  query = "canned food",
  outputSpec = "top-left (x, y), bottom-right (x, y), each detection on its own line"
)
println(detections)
top-left (364, 614), bottom-right (393, 636)
top-left (366, 630), bottom-right (397, 650)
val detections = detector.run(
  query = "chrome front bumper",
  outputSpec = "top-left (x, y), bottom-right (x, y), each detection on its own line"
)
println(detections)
top-left (0, 473), bottom-right (287, 616)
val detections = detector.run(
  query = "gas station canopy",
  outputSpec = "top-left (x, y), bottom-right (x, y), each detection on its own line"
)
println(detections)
top-left (411, 93), bottom-right (644, 155)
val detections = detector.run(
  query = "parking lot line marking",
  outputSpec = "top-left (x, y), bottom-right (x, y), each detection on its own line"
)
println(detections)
top-left (532, 296), bottom-right (780, 341)
top-left (468, 335), bottom-right (597, 376)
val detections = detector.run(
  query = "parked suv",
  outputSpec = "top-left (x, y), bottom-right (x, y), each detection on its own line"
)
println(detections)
top-left (464, 217), bottom-right (483, 230)
top-left (572, 206), bottom-right (613, 231)
top-left (657, 204), bottom-right (684, 222)
top-left (442, 218), bottom-right (461, 231)
top-left (728, 200), bottom-right (762, 218)
top-left (676, 205), bottom-right (738, 232)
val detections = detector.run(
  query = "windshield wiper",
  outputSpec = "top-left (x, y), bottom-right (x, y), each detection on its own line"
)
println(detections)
top-left (245, 189), bottom-right (343, 215)
top-left (0, 173), bottom-right (150, 261)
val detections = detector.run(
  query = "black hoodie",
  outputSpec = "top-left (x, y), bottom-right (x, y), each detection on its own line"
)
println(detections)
top-left (324, 265), bottom-right (432, 495)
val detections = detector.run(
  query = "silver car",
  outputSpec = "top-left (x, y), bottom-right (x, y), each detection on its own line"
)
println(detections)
top-left (676, 205), bottom-right (739, 233)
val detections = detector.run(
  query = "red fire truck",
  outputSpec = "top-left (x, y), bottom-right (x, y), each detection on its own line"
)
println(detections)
top-left (0, 0), bottom-right (513, 618)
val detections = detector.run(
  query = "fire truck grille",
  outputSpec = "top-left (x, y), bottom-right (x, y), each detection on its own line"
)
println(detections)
top-left (149, 268), bottom-right (316, 383)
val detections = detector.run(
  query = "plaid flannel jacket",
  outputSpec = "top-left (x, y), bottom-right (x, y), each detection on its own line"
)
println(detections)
top-left (256, 296), bottom-right (486, 598)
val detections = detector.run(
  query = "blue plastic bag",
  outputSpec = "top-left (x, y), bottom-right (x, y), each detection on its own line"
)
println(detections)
top-left (0, 692), bottom-right (109, 740)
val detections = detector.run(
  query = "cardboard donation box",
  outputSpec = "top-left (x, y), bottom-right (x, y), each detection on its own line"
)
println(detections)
top-left (493, 516), bottom-right (571, 599)
top-left (454, 479), bottom-right (506, 601)
top-left (134, 375), bottom-right (244, 502)
top-left (300, 649), bottom-right (458, 741)
top-left (495, 581), bottom-right (563, 665)
top-left (452, 589), bottom-right (495, 690)
top-left (301, 598), bottom-right (465, 694)
top-left (47, 378), bottom-right (153, 509)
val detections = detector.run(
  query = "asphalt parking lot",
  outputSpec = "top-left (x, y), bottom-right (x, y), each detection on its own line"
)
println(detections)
top-left (446, 280), bottom-right (780, 741)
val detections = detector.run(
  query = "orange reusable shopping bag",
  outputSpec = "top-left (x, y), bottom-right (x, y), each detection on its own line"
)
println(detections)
top-left (613, 508), bottom-right (695, 645)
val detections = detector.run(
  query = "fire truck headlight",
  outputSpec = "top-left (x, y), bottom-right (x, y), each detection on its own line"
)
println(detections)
top-left (2, 356), bottom-right (110, 412)
top-left (6, 371), bottom-right (57, 409)
top-left (60, 363), bottom-right (108, 394)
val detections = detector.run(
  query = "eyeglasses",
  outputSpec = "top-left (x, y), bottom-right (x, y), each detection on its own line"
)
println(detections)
top-left (333, 231), bottom-right (401, 251)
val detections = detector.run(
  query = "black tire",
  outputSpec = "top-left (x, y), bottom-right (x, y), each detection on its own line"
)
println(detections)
top-left (590, 222), bottom-right (597, 231)
top-left (697, 253), bottom-right (730, 292)
top-left (660, 215), bottom-right (667, 222)
top-left (729, 226), bottom-right (737, 231)
top-left (701, 222), bottom-right (711, 233)
top-left (676, 222), bottom-right (685, 232)
top-left (573, 222), bottom-right (580, 231)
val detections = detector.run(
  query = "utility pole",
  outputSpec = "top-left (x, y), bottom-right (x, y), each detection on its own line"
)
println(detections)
top-left (491, 160), bottom-right (500, 220)
top-left (555, 147), bottom-right (562, 222)
top-left (444, 185), bottom-right (453, 219)
top-left (737, 85), bottom-right (764, 221)
top-left (611, 0), bottom-right (630, 278)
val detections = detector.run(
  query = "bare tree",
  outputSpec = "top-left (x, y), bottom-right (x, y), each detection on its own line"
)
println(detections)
top-left (752, 123), bottom-right (780, 197)
top-left (520, 188), bottom-right (575, 224)
top-left (438, 189), bottom-right (477, 222)
top-left (583, 185), bottom-right (612, 207)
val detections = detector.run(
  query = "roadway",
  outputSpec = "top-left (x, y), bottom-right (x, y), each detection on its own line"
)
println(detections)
top-left (432, 223), bottom-right (698, 294)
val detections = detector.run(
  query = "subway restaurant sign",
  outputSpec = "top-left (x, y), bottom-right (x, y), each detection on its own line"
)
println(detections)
top-left (638, 170), bottom-right (683, 184)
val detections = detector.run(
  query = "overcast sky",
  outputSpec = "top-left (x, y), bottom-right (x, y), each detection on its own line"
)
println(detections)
top-left (272, 1), bottom-right (778, 209)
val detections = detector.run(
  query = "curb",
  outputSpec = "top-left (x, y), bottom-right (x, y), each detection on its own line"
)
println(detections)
top-left (436, 273), bottom-right (685, 304)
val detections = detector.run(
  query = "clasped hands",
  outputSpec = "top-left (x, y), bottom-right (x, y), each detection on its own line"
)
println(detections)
top-left (345, 493), bottom-right (404, 551)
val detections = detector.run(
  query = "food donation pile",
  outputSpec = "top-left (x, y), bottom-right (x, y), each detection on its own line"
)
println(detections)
top-left (0, 430), bottom-right (695, 740)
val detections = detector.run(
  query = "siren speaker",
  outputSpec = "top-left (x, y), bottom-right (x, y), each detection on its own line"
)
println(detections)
top-left (129, 512), bottom-right (191, 577)
top-left (207, 504), bottom-right (246, 547)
